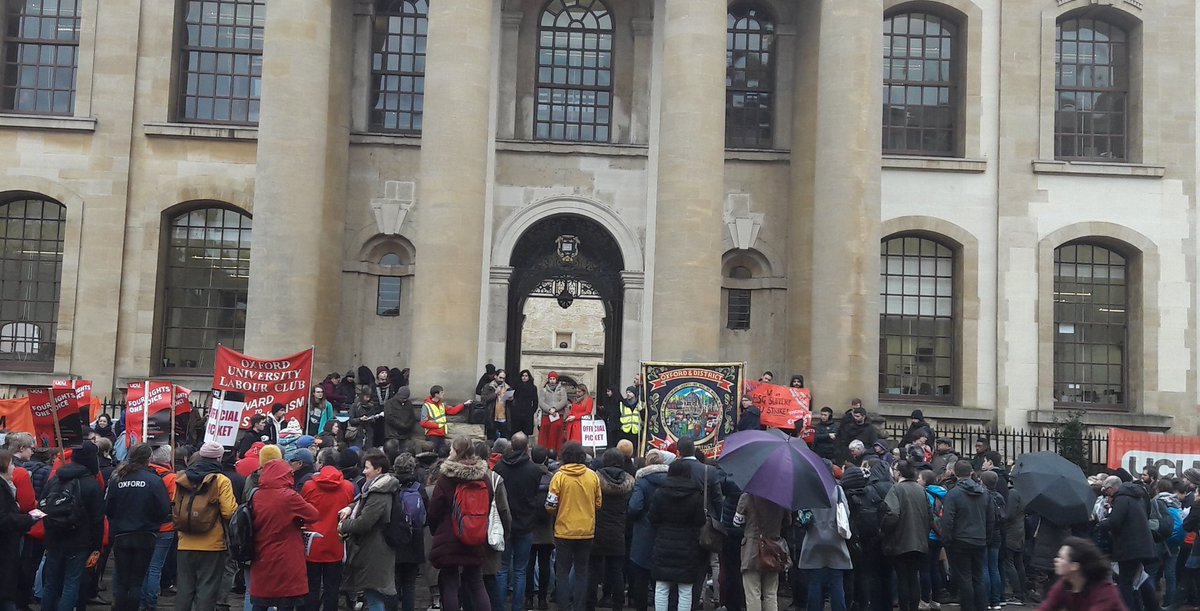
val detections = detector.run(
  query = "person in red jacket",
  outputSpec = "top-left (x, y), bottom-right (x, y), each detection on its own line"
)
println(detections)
top-left (1039, 536), bottom-right (1126, 611)
top-left (300, 449), bottom-right (355, 611)
top-left (249, 459), bottom-right (320, 611)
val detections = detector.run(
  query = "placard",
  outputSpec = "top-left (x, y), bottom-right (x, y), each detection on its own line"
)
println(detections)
top-left (213, 345), bottom-right (313, 429)
top-left (27, 388), bottom-right (57, 448)
top-left (205, 390), bottom-right (245, 447)
top-left (746, 381), bottom-right (813, 434)
top-left (641, 362), bottom-right (741, 458)
top-left (580, 418), bottom-right (608, 448)
top-left (50, 380), bottom-right (89, 447)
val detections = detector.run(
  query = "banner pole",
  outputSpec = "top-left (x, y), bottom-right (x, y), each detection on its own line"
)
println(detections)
top-left (170, 399), bottom-right (177, 462)
top-left (143, 379), bottom-right (150, 442)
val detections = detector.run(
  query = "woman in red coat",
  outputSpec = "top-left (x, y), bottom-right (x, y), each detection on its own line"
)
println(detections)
top-left (249, 459), bottom-right (319, 611)
top-left (565, 384), bottom-right (595, 444)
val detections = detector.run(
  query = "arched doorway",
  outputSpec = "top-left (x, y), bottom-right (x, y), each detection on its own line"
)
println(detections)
top-left (505, 214), bottom-right (625, 392)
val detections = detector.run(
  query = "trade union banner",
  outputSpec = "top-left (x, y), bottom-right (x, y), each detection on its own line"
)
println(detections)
top-left (213, 345), bottom-right (313, 429)
top-left (745, 381), bottom-right (814, 440)
top-left (51, 379), bottom-right (91, 448)
top-left (1108, 427), bottom-right (1200, 477)
top-left (0, 397), bottom-right (34, 439)
top-left (641, 362), bottom-right (742, 458)
top-left (127, 382), bottom-right (190, 445)
top-left (28, 388), bottom-right (64, 447)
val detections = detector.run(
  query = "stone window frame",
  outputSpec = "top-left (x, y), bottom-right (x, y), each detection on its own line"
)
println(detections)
top-left (0, 195), bottom-right (66, 372)
top-left (1051, 241), bottom-right (1128, 408)
top-left (533, 0), bottom-right (616, 143)
top-left (1037, 1), bottom-right (1145, 163)
top-left (881, 0), bottom-right (983, 160)
top-left (721, 249), bottom-right (772, 334)
top-left (0, 0), bottom-right (82, 116)
top-left (172, 0), bottom-right (266, 126)
top-left (368, 0), bottom-right (428, 135)
top-left (375, 252), bottom-right (405, 316)
top-left (1037, 223), bottom-right (1155, 414)
top-left (1053, 16), bottom-right (1130, 162)
top-left (879, 216), bottom-right (981, 408)
top-left (725, 1), bottom-right (777, 150)
top-left (0, 0), bottom-right (96, 124)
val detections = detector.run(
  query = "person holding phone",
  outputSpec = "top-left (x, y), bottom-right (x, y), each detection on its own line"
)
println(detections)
top-left (0, 448), bottom-right (43, 610)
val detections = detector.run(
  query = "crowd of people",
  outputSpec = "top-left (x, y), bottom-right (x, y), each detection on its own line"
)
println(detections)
top-left (0, 364), bottom-right (1190, 611)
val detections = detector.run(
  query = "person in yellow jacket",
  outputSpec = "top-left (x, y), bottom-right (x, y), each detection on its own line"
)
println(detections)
top-left (545, 441), bottom-right (602, 611)
top-left (173, 440), bottom-right (238, 611)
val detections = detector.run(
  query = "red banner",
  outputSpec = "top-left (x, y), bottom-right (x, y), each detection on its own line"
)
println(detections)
top-left (746, 381), bottom-right (813, 434)
top-left (0, 397), bottom-right (34, 437)
top-left (27, 389), bottom-right (56, 448)
top-left (1108, 428), bottom-right (1200, 477)
top-left (127, 382), bottom-right (191, 445)
top-left (213, 346), bottom-right (313, 429)
top-left (51, 380), bottom-right (90, 447)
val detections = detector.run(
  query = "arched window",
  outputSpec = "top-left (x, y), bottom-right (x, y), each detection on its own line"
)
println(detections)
top-left (1055, 18), bottom-right (1128, 160)
top-left (883, 11), bottom-right (957, 156)
top-left (1053, 242), bottom-right (1126, 406)
top-left (160, 206), bottom-right (251, 372)
top-left (0, 197), bottom-right (65, 370)
top-left (535, 0), bottom-right (613, 142)
top-left (726, 4), bottom-right (774, 149)
top-left (370, 0), bottom-right (427, 133)
top-left (879, 235), bottom-right (955, 401)
top-left (177, 0), bottom-right (265, 124)
top-left (1, 0), bottom-right (82, 114)
top-left (377, 253), bottom-right (402, 316)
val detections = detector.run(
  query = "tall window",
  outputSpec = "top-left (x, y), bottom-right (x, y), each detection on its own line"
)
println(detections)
top-left (883, 11), bottom-right (957, 156)
top-left (879, 236), bottom-right (954, 401)
top-left (1053, 243), bottom-right (1126, 406)
top-left (376, 253), bottom-right (402, 316)
top-left (1055, 18), bottom-right (1128, 160)
top-left (535, 0), bottom-right (613, 142)
top-left (0, 197), bottom-right (64, 371)
top-left (726, 4), bottom-right (774, 149)
top-left (370, 0), bottom-right (427, 133)
top-left (161, 206), bottom-right (251, 372)
top-left (2, 0), bottom-right (82, 114)
top-left (177, 0), bottom-right (265, 124)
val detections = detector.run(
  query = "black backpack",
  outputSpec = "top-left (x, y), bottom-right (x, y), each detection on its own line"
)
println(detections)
top-left (851, 483), bottom-right (887, 539)
top-left (227, 489), bottom-right (256, 564)
top-left (383, 489), bottom-right (413, 548)
top-left (1149, 497), bottom-right (1174, 543)
top-left (39, 478), bottom-right (86, 532)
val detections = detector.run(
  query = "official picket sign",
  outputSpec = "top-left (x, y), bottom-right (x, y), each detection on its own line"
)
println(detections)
top-left (581, 418), bottom-right (608, 448)
top-left (206, 390), bottom-right (246, 447)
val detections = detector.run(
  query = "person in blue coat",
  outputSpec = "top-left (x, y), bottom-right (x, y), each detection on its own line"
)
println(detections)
top-left (627, 450), bottom-right (672, 611)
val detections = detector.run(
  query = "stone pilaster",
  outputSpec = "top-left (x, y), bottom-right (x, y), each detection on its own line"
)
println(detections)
top-left (649, 0), bottom-right (726, 362)
top-left (244, 0), bottom-right (351, 371)
top-left (801, 0), bottom-right (883, 407)
top-left (407, 0), bottom-right (496, 399)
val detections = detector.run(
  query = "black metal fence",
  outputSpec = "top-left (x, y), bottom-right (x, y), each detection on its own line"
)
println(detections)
top-left (881, 422), bottom-right (1110, 473)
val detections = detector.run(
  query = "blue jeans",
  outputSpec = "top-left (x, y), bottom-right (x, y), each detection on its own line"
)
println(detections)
top-left (142, 531), bottom-right (176, 608)
top-left (1164, 544), bottom-right (1180, 607)
top-left (364, 589), bottom-right (392, 611)
top-left (41, 549), bottom-right (89, 611)
top-left (985, 545), bottom-right (1003, 605)
top-left (499, 531), bottom-right (533, 611)
top-left (805, 568), bottom-right (847, 611)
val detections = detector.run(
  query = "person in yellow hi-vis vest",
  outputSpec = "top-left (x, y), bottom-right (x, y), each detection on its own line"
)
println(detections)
top-left (420, 385), bottom-right (470, 453)
top-left (617, 387), bottom-right (642, 449)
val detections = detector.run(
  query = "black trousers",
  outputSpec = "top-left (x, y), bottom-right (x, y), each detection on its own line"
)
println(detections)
top-left (112, 532), bottom-right (158, 611)
top-left (1117, 559), bottom-right (1145, 611)
top-left (628, 565), bottom-right (652, 611)
top-left (587, 554), bottom-right (625, 611)
top-left (526, 544), bottom-right (554, 600)
top-left (891, 551), bottom-right (924, 611)
top-left (947, 544), bottom-right (986, 611)
top-left (305, 561), bottom-right (342, 611)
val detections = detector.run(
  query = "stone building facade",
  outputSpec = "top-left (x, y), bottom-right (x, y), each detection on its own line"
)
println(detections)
top-left (0, 0), bottom-right (1195, 432)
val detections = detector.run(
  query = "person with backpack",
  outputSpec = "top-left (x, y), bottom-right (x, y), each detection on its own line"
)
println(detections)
top-left (173, 440), bottom-right (239, 611)
top-left (980, 470), bottom-right (1007, 610)
top-left (39, 441), bottom-right (105, 611)
top-left (919, 469), bottom-right (949, 609)
top-left (338, 449), bottom-right (399, 611)
top-left (847, 459), bottom-right (893, 611)
top-left (428, 436), bottom-right (493, 611)
top-left (940, 460), bottom-right (994, 611)
top-left (882, 460), bottom-right (932, 611)
top-left (649, 459), bottom-right (706, 611)
top-left (392, 452), bottom-right (429, 611)
top-left (493, 432), bottom-right (544, 611)
top-left (1152, 478), bottom-right (1183, 609)
top-left (1099, 477), bottom-right (1158, 611)
top-left (104, 443), bottom-right (171, 611)
top-left (547, 441), bottom-right (602, 611)
top-left (247, 456), bottom-right (319, 610)
top-left (301, 448), bottom-right (356, 611)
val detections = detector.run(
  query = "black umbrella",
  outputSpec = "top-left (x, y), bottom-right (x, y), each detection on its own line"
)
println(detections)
top-left (1010, 451), bottom-right (1094, 526)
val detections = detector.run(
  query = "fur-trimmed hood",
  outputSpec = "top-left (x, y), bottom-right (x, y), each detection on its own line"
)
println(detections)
top-left (636, 463), bottom-right (669, 480)
top-left (439, 457), bottom-right (488, 482)
top-left (598, 466), bottom-right (634, 495)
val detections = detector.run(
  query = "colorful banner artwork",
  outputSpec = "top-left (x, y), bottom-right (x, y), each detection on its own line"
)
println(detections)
top-left (641, 362), bottom-right (742, 458)
top-left (213, 345), bottom-right (313, 429)
top-left (1107, 427), bottom-right (1200, 477)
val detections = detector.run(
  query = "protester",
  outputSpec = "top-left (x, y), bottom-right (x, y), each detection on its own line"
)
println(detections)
top-left (1039, 536), bottom-right (1125, 610)
top-left (838, 402), bottom-right (880, 459)
top-left (392, 452), bottom-right (429, 611)
top-left (882, 460), bottom-right (931, 611)
top-left (616, 388), bottom-right (643, 448)
top-left (538, 372), bottom-right (569, 454)
top-left (980, 470), bottom-right (1007, 610)
top-left (40, 441), bottom-right (105, 611)
top-left (93, 413), bottom-right (117, 442)
top-left (930, 439), bottom-right (959, 477)
top-left (901, 411), bottom-right (935, 447)
top-left (919, 469), bottom-right (949, 609)
top-left (735, 491), bottom-right (790, 611)
top-left (941, 460), bottom-right (993, 611)
top-left (481, 369), bottom-right (511, 440)
top-left (352, 388), bottom-right (385, 449)
top-left (798, 468), bottom-right (851, 611)
top-left (301, 448), bottom-right (355, 611)
top-left (970, 438), bottom-right (991, 471)
top-left (589, 448), bottom-right (635, 611)
top-left (384, 387), bottom-right (418, 450)
top-left (565, 384), bottom-right (594, 445)
top-left (1099, 474), bottom-right (1156, 611)
top-left (428, 436), bottom-right (492, 611)
top-left (308, 386), bottom-right (335, 437)
top-left (812, 407), bottom-right (838, 461)
top-left (527, 447), bottom-right (558, 610)
top-left (289, 448), bottom-right (317, 492)
top-left (339, 449), bottom-right (399, 611)
top-left (237, 416), bottom-right (272, 459)
top-left (511, 370), bottom-right (540, 437)
top-left (0, 449), bottom-right (39, 609)
top-left (105, 443), bottom-right (171, 611)
top-left (174, 441), bottom-right (239, 611)
top-left (478, 438), bottom-right (513, 610)
top-left (494, 432), bottom-right (542, 611)
top-left (546, 441), bottom-right (602, 611)
top-left (737, 395), bottom-right (762, 433)
top-left (420, 385), bottom-right (469, 453)
top-left (650, 459), bottom-right (706, 611)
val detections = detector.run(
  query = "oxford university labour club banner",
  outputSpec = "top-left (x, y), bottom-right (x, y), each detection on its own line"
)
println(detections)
top-left (641, 362), bottom-right (742, 458)
top-left (213, 345), bottom-right (313, 430)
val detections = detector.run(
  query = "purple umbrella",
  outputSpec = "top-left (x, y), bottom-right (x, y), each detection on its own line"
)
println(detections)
top-left (718, 429), bottom-right (836, 510)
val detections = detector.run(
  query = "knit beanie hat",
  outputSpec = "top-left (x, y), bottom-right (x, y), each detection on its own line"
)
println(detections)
top-left (393, 452), bottom-right (417, 476)
top-left (259, 444), bottom-right (283, 467)
top-left (839, 466), bottom-right (867, 491)
top-left (1184, 468), bottom-right (1200, 487)
top-left (71, 441), bottom-right (100, 475)
top-left (198, 440), bottom-right (224, 459)
top-left (296, 435), bottom-right (315, 449)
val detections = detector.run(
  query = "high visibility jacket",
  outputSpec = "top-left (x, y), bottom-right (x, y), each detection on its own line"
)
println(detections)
top-left (619, 404), bottom-right (641, 434)
top-left (420, 398), bottom-right (465, 438)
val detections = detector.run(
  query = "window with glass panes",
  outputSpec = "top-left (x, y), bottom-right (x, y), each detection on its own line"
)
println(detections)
top-left (883, 12), bottom-right (957, 156)
top-left (1055, 18), bottom-right (1128, 160)
top-left (535, 0), bottom-right (613, 142)
top-left (1, 0), bottom-right (81, 115)
top-left (879, 236), bottom-right (954, 401)
top-left (370, 0), bottom-right (426, 133)
top-left (377, 253), bottom-right (402, 316)
top-left (177, 0), bottom-right (264, 124)
top-left (727, 289), bottom-right (751, 330)
top-left (1053, 243), bottom-right (1126, 407)
top-left (726, 4), bottom-right (774, 149)
top-left (0, 197), bottom-right (64, 370)
top-left (160, 206), bottom-right (251, 372)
